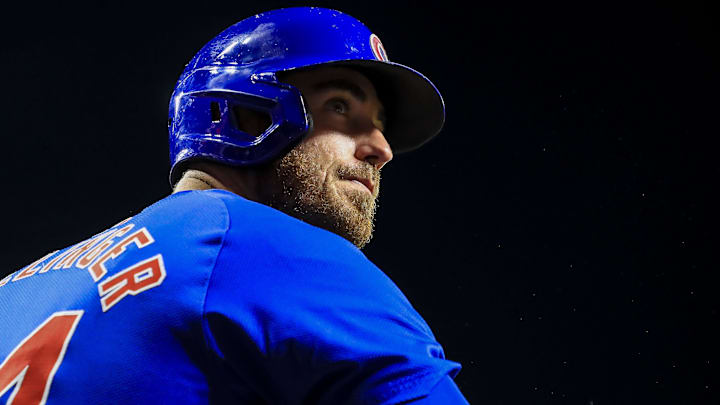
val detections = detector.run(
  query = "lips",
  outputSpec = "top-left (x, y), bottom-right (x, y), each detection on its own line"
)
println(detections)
top-left (345, 176), bottom-right (374, 195)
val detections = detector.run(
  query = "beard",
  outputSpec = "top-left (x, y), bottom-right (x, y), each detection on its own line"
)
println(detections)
top-left (267, 143), bottom-right (381, 249)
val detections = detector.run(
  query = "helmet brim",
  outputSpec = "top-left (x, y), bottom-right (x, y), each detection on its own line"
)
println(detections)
top-left (287, 59), bottom-right (445, 154)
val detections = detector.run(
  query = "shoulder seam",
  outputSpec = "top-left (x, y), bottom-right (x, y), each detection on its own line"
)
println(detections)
top-left (199, 191), bottom-right (232, 359)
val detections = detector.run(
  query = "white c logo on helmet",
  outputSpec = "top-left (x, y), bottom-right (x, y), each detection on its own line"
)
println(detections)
top-left (370, 34), bottom-right (388, 62)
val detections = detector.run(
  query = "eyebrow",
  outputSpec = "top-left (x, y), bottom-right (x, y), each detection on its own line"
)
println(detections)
top-left (311, 78), bottom-right (388, 130)
top-left (312, 79), bottom-right (367, 102)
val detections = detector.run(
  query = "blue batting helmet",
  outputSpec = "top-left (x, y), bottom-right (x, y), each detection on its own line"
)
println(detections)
top-left (168, 7), bottom-right (445, 185)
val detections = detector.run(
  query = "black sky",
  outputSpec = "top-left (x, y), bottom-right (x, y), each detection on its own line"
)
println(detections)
top-left (1, 1), bottom-right (718, 403)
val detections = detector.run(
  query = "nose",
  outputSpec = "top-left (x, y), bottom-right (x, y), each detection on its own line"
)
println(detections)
top-left (355, 127), bottom-right (394, 170)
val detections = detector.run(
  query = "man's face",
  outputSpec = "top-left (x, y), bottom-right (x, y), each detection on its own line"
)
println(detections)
top-left (267, 66), bottom-right (393, 248)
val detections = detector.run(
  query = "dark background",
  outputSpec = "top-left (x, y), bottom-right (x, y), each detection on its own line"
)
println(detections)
top-left (1, 1), bottom-right (717, 403)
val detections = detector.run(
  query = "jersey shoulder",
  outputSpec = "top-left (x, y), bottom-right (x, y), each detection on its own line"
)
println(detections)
top-left (200, 191), bottom-right (461, 404)
top-left (201, 188), bottom-right (359, 251)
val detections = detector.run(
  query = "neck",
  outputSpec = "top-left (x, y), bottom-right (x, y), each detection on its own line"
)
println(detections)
top-left (172, 169), bottom-right (227, 193)
top-left (171, 162), bottom-right (275, 205)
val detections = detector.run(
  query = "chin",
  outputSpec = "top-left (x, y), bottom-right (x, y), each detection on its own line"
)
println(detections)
top-left (332, 188), bottom-right (376, 248)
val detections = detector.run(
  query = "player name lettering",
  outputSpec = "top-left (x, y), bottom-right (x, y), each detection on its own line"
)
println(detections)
top-left (0, 219), bottom-right (166, 312)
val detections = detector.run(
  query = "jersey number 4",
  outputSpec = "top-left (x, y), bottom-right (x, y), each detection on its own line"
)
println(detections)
top-left (0, 311), bottom-right (83, 405)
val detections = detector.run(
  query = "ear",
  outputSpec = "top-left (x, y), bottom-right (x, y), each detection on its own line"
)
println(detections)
top-left (306, 110), bottom-right (314, 135)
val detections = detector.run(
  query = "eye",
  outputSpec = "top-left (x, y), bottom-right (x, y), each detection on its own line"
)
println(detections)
top-left (327, 98), bottom-right (349, 115)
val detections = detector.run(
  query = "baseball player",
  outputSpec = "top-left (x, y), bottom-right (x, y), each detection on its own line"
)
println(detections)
top-left (0, 7), bottom-right (468, 404)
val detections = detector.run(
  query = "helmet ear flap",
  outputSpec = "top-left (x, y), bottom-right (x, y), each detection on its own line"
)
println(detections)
top-left (278, 109), bottom-right (313, 158)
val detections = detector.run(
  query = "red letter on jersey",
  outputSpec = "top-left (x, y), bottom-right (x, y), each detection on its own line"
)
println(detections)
top-left (0, 274), bottom-right (11, 288)
top-left (75, 224), bottom-right (135, 270)
top-left (11, 251), bottom-right (56, 282)
top-left (53, 229), bottom-right (114, 270)
top-left (88, 227), bottom-right (155, 282)
top-left (97, 254), bottom-right (166, 312)
top-left (0, 310), bottom-right (83, 405)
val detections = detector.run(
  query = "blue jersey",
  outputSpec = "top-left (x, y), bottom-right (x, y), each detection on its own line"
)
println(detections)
top-left (0, 190), bottom-right (466, 404)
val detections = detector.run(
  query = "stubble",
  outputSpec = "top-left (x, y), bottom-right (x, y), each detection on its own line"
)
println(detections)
top-left (269, 144), bottom-right (381, 249)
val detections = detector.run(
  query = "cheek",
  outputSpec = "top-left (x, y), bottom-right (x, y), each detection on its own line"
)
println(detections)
top-left (302, 130), bottom-right (356, 160)
top-left (292, 127), bottom-right (359, 189)
top-left (288, 134), bottom-right (342, 187)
